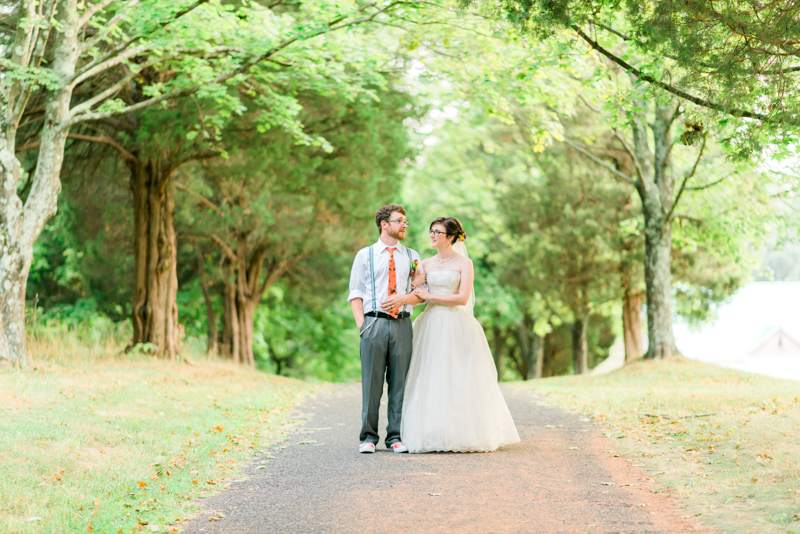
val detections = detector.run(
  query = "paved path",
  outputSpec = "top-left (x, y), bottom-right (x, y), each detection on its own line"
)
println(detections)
top-left (182, 384), bottom-right (705, 533)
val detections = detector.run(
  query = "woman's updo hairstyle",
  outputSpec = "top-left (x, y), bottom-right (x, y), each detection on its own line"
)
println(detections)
top-left (429, 216), bottom-right (467, 245)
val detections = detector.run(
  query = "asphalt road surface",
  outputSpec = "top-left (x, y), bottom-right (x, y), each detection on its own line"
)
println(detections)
top-left (182, 384), bottom-right (706, 534)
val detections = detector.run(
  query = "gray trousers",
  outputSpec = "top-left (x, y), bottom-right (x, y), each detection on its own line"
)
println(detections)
top-left (359, 316), bottom-right (413, 446)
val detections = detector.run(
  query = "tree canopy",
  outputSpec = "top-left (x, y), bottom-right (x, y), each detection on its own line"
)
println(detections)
top-left (4, 0), bottom-right (797, 377)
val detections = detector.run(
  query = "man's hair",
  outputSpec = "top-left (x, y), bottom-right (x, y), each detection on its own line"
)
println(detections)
top-left (375, 204), bottom-right (406, 234)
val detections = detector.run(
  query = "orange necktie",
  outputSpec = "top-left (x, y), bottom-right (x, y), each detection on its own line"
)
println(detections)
top-left (387, 247), bottom-right (398, 317)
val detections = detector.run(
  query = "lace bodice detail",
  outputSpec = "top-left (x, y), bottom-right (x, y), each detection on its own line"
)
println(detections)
top-left (427, 270), bottom-right (461, 295)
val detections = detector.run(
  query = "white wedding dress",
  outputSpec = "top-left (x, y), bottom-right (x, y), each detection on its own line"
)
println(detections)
top-left (401, 269), bottom-right (521, 453)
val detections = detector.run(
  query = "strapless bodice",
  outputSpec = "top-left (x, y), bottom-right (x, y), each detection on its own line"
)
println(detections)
top-left (427, 270), bottom-right (461, 295)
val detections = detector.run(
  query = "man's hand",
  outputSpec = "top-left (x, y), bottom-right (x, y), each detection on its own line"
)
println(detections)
top-left (381, 293), bottom-right (408, 313)
top-left (351, 298), bottom-right (365, 329)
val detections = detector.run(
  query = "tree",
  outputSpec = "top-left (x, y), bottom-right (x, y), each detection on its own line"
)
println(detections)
top-left (476, 0), bottom-right (800, 155)
top-left (502, 145), bottom-right (630, 373)
top-left (0, 0), bottom-right (427, 365)
top-left (177, 87), bottom-right (416, 364)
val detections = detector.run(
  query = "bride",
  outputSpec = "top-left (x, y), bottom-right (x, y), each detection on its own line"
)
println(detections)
top-left (400, 217), bottom-right (520, 453)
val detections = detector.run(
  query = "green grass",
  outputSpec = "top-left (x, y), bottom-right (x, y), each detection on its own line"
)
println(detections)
top-left (521, 358), bottom-right (800, 534)
top-left (1, 334), bottom-right (316, 533)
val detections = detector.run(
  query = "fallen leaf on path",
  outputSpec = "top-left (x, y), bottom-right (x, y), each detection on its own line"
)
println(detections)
top-left (601, 482), bottom-right (614, 486)
top-left (258, 466), bottom-right (267, 469)
top-left (208, 517), bottom-right (218, 522)
top-left (423, 473), bottom-right (436, 476)
top-left (87, 526), bottom-right (94, 531)
top-left (137, 481), bottom-right (147, 488)
top-left (206, 479), bottom-right (217, 485)
top-left (568, 447), bottom-right (579, 450)
top-left (429, 493), bottom-right (441, 496)
top-left (545, 425), bottom-right (555, 428)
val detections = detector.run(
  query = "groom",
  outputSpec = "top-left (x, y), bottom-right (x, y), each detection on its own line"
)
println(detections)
top-left (348, 204), bottom-right (423, 454)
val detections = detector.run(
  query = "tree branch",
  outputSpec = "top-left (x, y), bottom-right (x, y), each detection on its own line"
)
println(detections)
top-left (176, 149), bottom-right (221, 166)
top-left (73, 0), bottom-right (209, 81)
top-left (65, 1), bottom-right (408, 128)
top-left (665, 133), bottom-right (707, 224)
top-left (78, 0), bottom-right (118, 28)
top-left (70, 45), bottom-right (148, 90)
top-left (684, 176), bottom-right (726, 191)
top-left (611, 128), bottom-right (644, 181)
top-left (15, 132), bottom-right (136, 161)
top-left (175, 181), bottom-right (220, 212)
top-left (562, 138), bottom-right (639, 187)
top-left (210, 234), bottom-right (236, 260)
top-left (572, 25), bottom-right (790, 124)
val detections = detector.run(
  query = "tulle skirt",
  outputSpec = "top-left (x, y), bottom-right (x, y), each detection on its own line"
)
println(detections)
top-left (401, 303), bottom-right (521, 453)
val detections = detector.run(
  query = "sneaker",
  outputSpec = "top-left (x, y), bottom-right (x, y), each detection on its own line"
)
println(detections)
top-left (390, 442), bottom-right (409, 453)
top-left (359, 442), bottom-right (376, 454)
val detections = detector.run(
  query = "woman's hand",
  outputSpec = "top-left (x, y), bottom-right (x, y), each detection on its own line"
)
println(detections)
top-left (413, 287), bottom-right (432, 301)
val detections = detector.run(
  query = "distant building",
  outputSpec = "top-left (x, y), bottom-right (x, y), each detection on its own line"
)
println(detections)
top-left (748, 326), bottom-right (800, 358)
top-left (673, 282), bottom-right (800, 381)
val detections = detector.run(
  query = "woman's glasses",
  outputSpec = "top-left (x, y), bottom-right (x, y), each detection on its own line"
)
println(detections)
top-left (429, 230), bottom-right (446, 237)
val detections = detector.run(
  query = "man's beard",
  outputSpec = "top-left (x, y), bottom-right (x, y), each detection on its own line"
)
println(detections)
top-left (387, 227), bottom-right (404, 240)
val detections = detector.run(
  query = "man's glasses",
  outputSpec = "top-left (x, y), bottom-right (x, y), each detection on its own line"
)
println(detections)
top-left (387, 219), bottom-right (410, 227)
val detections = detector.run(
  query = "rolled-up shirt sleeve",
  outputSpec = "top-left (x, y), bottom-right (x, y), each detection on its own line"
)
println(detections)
top-left (347, 249), bottom-right (367, 303)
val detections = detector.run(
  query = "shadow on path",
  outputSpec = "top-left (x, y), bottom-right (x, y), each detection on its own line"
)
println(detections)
top-left (182, 384), bottom-right (706, 533)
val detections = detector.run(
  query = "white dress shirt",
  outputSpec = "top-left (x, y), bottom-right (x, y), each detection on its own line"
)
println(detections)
top-left (348, 238), bottom-right (423, 314)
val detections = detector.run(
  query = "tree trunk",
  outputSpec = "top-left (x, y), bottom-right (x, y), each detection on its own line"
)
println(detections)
top-left (532, 332), bottom-right (544, 379)
top-left (236, 298), bottom-right (256, 367)
top-left (130, 158), bottom-right (180, 359)
top-left (630, 99), bottom-right (678, 360)
top-left (571, 314), bottom-right (589, 374)
top-left (221, 260), bottom-right (240, 362)
top-left (643, 219), bottom-right (675, 359)
top-left (193, 242), bottom-right (217, 355)
top-left (516, 326), bottom-right (530, 379)
top-left (221, 270), bottom-right (257, 366)
top-left (622, 289), bottom-right (644, 362)
top-left (516, 314), bottom-right (543, 380)
top-left (0, 0), bottom-right (78, 365)
top-left (0, 134), bottom-right (29, 366)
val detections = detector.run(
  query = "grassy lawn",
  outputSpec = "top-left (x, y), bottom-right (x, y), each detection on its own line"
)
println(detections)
top-left (0, 337), bottom-right (316, 534)
top-left (522, 358), bottom-right (800, 534)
